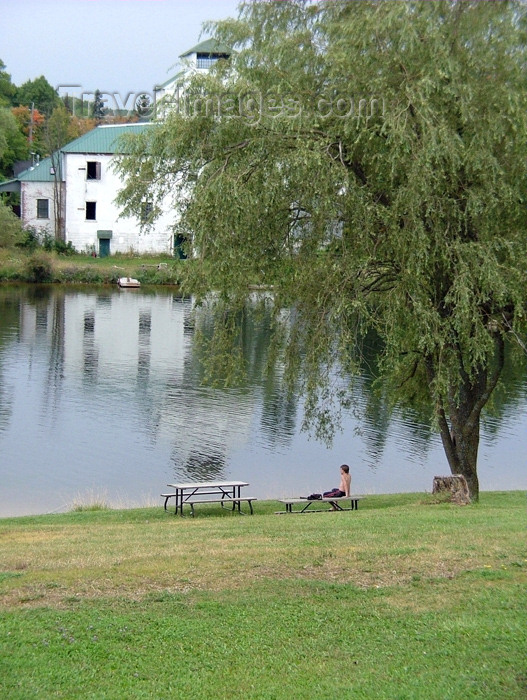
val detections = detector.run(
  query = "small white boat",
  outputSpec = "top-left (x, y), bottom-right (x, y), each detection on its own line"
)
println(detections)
top-left (117, 277), bottom-right (141, 288)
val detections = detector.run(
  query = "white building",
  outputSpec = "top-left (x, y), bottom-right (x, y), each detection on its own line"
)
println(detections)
top-left (0, 123), bottom-right (178, 256)
top-left (0, 39), bottom-right (231, 257)
top-left (154, 38), bottom-right (231, 111)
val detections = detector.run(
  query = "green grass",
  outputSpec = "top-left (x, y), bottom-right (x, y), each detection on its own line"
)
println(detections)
top-left (0, 492), bottom-right (525, 699)
top-left (0, 249), bottom-right (183, 285)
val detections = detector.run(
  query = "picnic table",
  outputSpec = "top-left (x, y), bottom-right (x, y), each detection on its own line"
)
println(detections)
top-left (162, 480), bottom-right (256, 516)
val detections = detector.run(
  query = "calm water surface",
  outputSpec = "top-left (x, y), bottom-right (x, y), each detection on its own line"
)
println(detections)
top-left (0, 285), bottom-right (525, 516)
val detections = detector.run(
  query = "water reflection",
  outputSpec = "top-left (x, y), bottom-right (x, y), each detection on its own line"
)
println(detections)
top-left (0, 284), bottom-right (524, 517)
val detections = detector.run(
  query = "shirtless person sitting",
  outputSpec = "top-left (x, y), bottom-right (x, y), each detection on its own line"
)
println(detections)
top-left (323, 464), bottom-right (351, 508)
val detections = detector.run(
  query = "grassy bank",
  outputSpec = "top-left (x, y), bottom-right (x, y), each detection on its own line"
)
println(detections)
top-left (0, 248), bottom-right (183, 286)
top-left (0, 492), bottom-right (525, 699)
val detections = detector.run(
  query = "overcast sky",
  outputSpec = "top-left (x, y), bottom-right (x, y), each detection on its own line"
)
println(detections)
top-left (2, 0), bottom-right (240, 106)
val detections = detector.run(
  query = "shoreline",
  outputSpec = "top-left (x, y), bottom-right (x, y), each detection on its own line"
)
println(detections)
top-left (0, 250), bottom-right (184, 286)
top-left (1, 489), bottom-right (524, 522)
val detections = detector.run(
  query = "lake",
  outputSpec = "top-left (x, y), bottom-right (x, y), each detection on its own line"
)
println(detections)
top-left (0, 285), bottom-right (525, 517)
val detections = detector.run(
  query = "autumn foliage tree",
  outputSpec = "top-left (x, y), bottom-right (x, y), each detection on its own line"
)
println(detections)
top-left (11, 105), bottom-right (46, 155)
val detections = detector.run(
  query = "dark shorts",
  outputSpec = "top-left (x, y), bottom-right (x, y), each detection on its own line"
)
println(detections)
top-left (323, 489), bottom-right (346, 498)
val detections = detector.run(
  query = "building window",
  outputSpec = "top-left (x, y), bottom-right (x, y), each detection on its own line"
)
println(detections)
top-left (87, 161), bottom-right (101, 180)
top-left (196, 52), bottom-right (229, 69)
top-left (37, 199), bottom-right (49, 219)
top-left (140, 201), bottom-right (153, 224)
top-left (86, 201), bottom-right (97, 220)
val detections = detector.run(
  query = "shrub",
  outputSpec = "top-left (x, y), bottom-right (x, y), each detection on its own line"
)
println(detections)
top-left (24, 251), bottom-right (54, 282)
top-left (41, 233), bottom-right (76, 255)
top-left (0, 200), bottom-right (25, 248)
top-left (41, 232), bottom-right (55, 251)
top-left (53, 239), bottom-right (76, 255)
top-left (16, 228), bottom-right (40, 251)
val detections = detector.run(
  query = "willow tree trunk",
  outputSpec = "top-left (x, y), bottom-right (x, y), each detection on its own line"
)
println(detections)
top-left (440, 398), bottom-right (481, 501)
top-left (433, 335), bottom-right (505, 503)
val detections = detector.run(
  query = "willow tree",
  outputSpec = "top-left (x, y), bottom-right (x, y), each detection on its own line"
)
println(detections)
top-left (116, 0), bottom-right (527, 500)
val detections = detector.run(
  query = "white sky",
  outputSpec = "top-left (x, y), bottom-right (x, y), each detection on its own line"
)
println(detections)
top-left (2, 0), bottom-right (240, 106)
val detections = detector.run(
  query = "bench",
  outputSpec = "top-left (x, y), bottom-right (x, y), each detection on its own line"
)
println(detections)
top-left (161, 493), bottom-right (257, 516)
top-left (161, 493), bottom-right (178, 511)
top-left (275, 496), bottom-right (362, 514)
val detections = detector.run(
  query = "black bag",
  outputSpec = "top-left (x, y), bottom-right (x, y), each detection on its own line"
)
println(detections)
top-left (307, 493), bottom-right (322, 500)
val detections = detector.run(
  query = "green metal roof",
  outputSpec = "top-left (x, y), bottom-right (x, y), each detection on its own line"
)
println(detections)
top-left (1, 156), bottom-right (58, 184)
top-left (19, 156), bottom-right (57, 181)
top-left (0, 179), bottom-right (19, 192)
top-left (61, 123), bottom-right (152, 154)
top-left (0, 124), bottom-right (153, 186)
top-left (179, 38), bottom-right (231, 58)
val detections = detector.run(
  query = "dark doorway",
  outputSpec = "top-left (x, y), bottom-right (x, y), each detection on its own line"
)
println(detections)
top-left (99, 238), bottom-right (110, 257)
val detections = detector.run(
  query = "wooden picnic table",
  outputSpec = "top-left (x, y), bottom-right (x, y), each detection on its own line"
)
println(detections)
top-left (162, 480), bottom-right (256, 516)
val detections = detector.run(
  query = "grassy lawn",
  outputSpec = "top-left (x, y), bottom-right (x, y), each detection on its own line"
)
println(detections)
top-left (1, 492), bottom-right (525, 699)
top-left (0, 249), bottom-right (183, 285)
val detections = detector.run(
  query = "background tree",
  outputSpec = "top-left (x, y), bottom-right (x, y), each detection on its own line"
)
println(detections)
top-left (0, 107), bottom-right (29, 178)
top-left (11, 105), bottom-right (46, 157)
top-left (16, 75), bottom-right (60, 117)
top-left (65, 113), bottom-right (96, 140)
top-left (0, 64), bottom-right (29, 176)
top-left (134, 93), bottom-right (152, 120)
top-left (92, 89), bottom-right (108, 123)
top-left (116, 0), bottom-right (527, 501)
top-left (0, 59), bottom-right (17, 107)
top-left (0, 199), bottom-right (24, 247)
top-left (43, 104), bottom-right (71, 241)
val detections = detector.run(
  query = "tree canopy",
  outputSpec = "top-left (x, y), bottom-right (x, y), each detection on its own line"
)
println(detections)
top-left (15, 75), bottom-right (60, 118)
top-left (0, 107), bottom-right (29, 178)
top-left (0, 59), bottom-right (17, 108)
top-left (116, 0), bottom-right (527, 500)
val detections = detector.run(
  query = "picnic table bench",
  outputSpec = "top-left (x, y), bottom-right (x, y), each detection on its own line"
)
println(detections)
top-left (162, 480), bottom-right (256, 516)
top-left (275, 495), bottom-right (362, 514)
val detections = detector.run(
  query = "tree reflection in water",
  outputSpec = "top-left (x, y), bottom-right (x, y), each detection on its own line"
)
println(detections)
top-left (0, 285), bottom-right (524, 516)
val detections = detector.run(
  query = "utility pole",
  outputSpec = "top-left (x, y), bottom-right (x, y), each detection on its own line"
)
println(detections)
top-left (28, 102), bottom-right (35, 144)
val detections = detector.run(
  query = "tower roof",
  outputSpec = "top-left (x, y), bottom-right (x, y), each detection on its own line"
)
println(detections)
top-left (179, 38), bottom-right (231, 58)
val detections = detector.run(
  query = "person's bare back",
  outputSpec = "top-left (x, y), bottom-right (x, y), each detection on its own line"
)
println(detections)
top-left (339, 465), bottom-right (351, 496)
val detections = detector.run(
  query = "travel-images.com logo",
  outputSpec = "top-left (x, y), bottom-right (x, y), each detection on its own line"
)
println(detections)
top-left (57, 85), bottom-right (385, 124)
